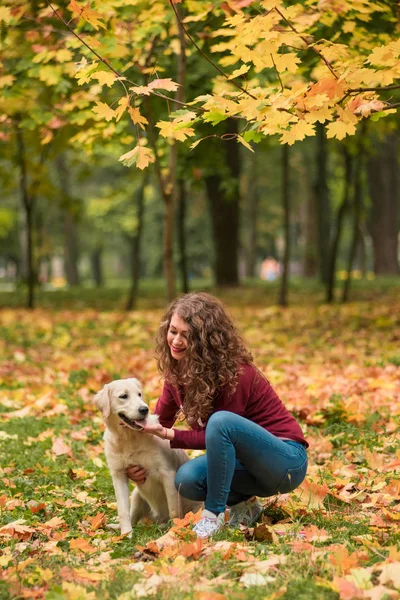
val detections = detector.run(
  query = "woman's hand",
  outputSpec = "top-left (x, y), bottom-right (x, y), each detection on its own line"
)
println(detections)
top-left (135, 420), bottom-right (175, 441)
top-left (135, 421), bottom-right (165, 437)
top-left (126, 465), bottom-right (148, 484)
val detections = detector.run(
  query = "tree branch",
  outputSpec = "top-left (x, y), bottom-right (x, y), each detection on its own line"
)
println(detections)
top-left (168, 0), bottom-right (257, 100)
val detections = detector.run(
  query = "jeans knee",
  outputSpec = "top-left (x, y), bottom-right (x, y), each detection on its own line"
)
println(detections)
top-left (206, 410), bottom-right (236, 440)
top-left (207, 410), bottom-right (229, 432)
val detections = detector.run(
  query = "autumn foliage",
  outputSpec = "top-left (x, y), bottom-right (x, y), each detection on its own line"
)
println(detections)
top-left (0, 1), bottom-right (399, 168)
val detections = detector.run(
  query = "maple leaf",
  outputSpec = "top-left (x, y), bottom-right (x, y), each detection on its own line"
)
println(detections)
top-left (68, 0), bottom-right (106, 30)
top-left (119, 145), bottom-right (155, 169)
top-left (147, 78), bottom-right (180, 92)
top-left (352, 100), bottom-right (386, 117)
top-left (228, 64), bottom-right (251, 80)
top-left (128, 107), bottom-right (149, 130)
top-left (157, 121), bottom-right (195, 141)
top-left (92, 71), bottom-right (116, 87)
top-left (237, 135), bottom-right (254, 152)
top-left (279, 120), bottom-right (315, 145)
top-left (114, 96), bottom-right (129, 122)
top-left (92, 102), bottom-right (115, 122)
top-left (326, 120), bottom-right (357, 140)
top-left (87, 512), bottom-right (106, 530)
top-left (69, 537), bottom-right (97, 553)
top-left (52, 437), bottom-right (74, 458)
top-left (274, 52), bottom-right (301, 73)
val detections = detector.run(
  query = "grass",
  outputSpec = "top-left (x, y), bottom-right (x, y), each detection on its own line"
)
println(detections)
top-left (1, 275), bottom-right (400, 310)
top-left (0, 284), bottom-right (399, 599)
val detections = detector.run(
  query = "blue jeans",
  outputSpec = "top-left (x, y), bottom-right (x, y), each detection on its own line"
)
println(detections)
top-left (175, 411), bottom-right (308, 515)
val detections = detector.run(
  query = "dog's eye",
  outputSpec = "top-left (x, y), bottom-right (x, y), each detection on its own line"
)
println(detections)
top-left (119, 393), bottom-right (128, 399)
top-left (138, 392), bottom-right (142, 397)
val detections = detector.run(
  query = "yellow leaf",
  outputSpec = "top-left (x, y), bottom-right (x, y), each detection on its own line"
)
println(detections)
top-left (326, 120), bottom-right (357, 140)
top-left (237, 135), bottom-right (254, 153)
top-left (367, 44), bottom-right (398, 67)
top-left (128, 107), bottom-right (149, 129)
top-left (115, 96), bottom-right (129, 122)
top-left (157, 121), bottom-right (194, 141)
top-left (274, 52), bottom-right (301, 73)
top-left (0, 75), bottom-right (15, 88)
top-left (280, 120), bottom-right (315, 145)
top-left (228, 64), bottom-right (250, 80)
top-left (0, 7), bottom-right (12, 23)
top-left (305, 106), bottom-right (334, 124)
top-left (119, 146), bottom-right (155, 169)
top-left (55, 49), bottom-right (73, 63)
top-left (92, 102), bottom-right (115, 122)
top-left (92, 71), bottom-right (116, 87)
top-left (62, 581), bottom-right (96, 599)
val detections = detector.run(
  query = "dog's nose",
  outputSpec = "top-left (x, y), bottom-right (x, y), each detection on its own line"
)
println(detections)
top-left (138, 406), bottom-right (149, 417)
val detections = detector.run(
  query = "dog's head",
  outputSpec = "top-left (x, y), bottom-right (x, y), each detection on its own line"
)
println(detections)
top-left (94, 378), bottom-right (149, 430)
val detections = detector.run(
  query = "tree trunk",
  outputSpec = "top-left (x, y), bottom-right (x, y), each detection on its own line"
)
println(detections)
top-left (15, 122), bottom-right (35, 309)
top-left (314, 123), bottom-right (331, 285)
top-left (205, 119), bottom-right (240, 287)
top-left (279, 145), bottom-right (290, 307)
top-left (303, 187), bottom-right (318, 277)
top-left (367, 132), bottom-right (400, 275)
top-left (177, 179), bottom-right (189, 293)
top-left (342, 131), bottom-right (366, 303)
top-left (126, 173), bottom-right (148, 311)
top-left (56, 156), bottom-right (80, 287)
top-left (326, 147), bottom-right (353, 303)
top-left (246, 153), bottom-right (258, 278)
top-left (91, 247), bottom-right (104, 287)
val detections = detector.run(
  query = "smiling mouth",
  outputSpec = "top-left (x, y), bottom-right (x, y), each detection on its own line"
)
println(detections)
top-left (172, 346), bottom-right (185, 353)
top-left (118, 413), bottom-right (145, 430)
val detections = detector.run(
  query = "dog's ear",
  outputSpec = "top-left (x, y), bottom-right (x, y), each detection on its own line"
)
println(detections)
top-left (94, 385), bottom-right (111, 419)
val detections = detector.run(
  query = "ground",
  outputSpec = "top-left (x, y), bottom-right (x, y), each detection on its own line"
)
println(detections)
top-left (0, 284), bottom-right (399, 600)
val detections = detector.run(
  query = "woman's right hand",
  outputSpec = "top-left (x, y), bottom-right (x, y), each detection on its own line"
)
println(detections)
top-left (126, 465), bottom-right (148, 484)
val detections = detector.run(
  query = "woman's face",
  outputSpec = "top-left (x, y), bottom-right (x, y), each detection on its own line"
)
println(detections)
top-left (167, 313), bottom-right (189, 361)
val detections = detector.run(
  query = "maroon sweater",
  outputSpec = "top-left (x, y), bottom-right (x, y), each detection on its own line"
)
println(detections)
top-left (155, 363), bottom-right (308, 450)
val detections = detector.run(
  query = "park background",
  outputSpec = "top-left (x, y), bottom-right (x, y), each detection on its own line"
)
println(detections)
top-left (0, 0), bottom-right (400, 599)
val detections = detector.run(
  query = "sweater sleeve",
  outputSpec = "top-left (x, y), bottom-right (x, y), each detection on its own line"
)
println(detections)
top-left (170, 428), bottom-right (206, 450)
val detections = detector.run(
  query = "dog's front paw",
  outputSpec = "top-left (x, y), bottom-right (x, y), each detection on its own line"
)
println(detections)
top-left (106, 523), bottom-right (121, 531)
top-left (121, 526), bottom-right (133, 537)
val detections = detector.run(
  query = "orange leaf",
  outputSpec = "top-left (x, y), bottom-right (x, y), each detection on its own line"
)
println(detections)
top-left (52, 437), bottom-right (74, 458)
top-left (295, 480), bottom-right (329, 509)
top-left (69, 537), bottom-right (97, 553)
top-left (87, 512), bottom-right (106, 530)
top-left (73, 568), bottom-right (104, 582)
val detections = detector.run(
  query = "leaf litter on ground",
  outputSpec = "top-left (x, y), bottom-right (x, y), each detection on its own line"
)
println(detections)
top-left (0, 296), bottom-right (399, 599)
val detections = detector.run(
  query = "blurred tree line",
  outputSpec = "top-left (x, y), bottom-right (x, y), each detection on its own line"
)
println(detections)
top-left (1, 123), bottom-right (398, 308)
top-left (0, 0), bottom-right (399, 309)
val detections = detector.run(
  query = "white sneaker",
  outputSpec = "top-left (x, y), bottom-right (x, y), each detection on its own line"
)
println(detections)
top-left (193, 509), bottom-right (225, 539)
top-left (227, 497), bottom-right (264, 527)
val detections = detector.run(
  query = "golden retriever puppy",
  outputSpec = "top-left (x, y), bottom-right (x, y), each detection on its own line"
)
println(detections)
top-left (94, 378), bottom-right (201, 535)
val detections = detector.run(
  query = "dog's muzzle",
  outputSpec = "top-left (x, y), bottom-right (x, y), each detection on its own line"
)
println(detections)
top-left (118, 413), bottom-right (145, 430)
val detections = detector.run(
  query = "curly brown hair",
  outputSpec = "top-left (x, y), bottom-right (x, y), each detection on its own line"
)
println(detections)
top-left (155, 292), bottom-right (253, 426)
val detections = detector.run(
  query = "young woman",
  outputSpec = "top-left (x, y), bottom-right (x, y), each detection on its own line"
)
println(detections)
top-left (126, 292), bottom-right (308, 539)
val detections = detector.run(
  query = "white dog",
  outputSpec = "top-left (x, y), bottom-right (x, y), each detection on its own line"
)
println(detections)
top-left (94, 378), bottom-right (201, 535)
